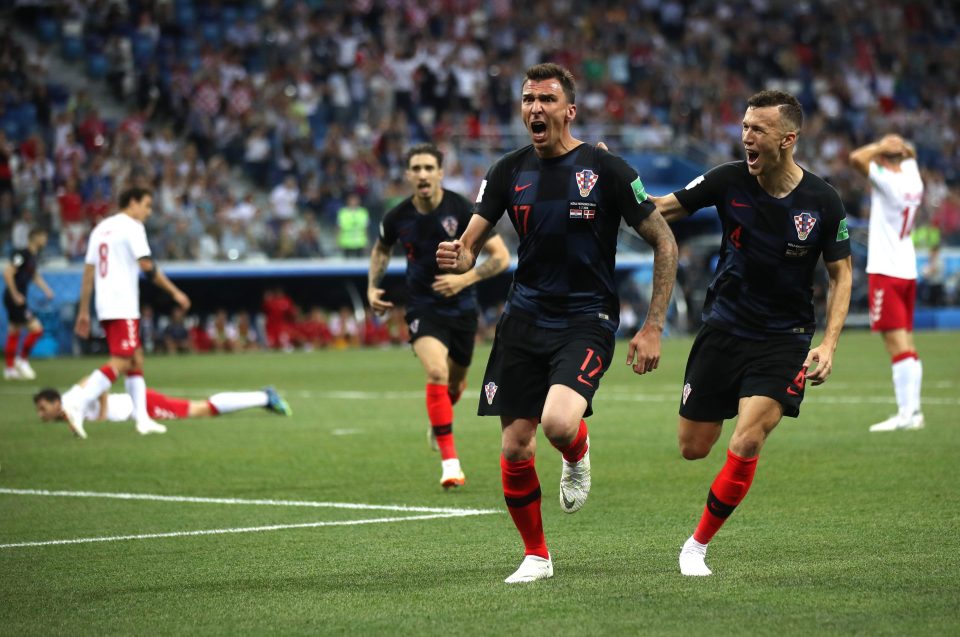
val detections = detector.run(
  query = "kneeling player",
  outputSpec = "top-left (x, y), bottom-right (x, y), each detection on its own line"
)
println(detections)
top-left (34, 380), bottom-right (291, 438)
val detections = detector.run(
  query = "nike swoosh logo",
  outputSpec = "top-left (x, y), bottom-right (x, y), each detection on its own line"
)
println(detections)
top-left (515, 183), bottom-right (532, 192)
top-left (786, 387), bottom-right (799, 396)
top-left (730, 199), bottom-right (751, 208)
top-left (576, 375), bottom-right (593, 388)
top-left (561, 490), bottom-right (576, 510)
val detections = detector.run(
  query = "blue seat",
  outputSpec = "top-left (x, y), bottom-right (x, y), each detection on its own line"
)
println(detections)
top-left (201, 21), bottom-right (222, 46)
top-left (88, 53), bottom-right (108, 79)
top-left (37, 17), bottom-right (58, 42)
top-left (131, 34), bottom-right (156, 66)
top-left (61, 35), bottom-right (83, 60)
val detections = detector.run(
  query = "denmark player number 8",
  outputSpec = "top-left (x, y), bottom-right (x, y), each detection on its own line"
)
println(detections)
top-left (98, 243), bottom-right (109, 277)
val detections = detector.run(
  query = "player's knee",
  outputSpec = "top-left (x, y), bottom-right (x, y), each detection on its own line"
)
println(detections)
top-left (424, 366), bottom-right (448, 385)
top-left (679, 441), bottom-right (711, 461)
top-left (541, 415), bottom-right (579, 447)
top-left (729, 432), bottom-right (763, 458)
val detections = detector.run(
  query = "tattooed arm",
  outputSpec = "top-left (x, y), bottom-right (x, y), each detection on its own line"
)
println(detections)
top-left (367, 239), bottom-right (394, 315)
top-left (625, 211), bottom-right (679, 375)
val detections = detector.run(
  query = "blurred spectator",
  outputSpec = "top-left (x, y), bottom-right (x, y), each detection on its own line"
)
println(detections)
top-left (921, 245), bottom-right (946, 307)
top-left (262, 288), bottom-right (296, 350)
top-left (336, 192), bottom-right (369, 258)
top-left (297, 307), bottom-right (333, 350)
top-left (57, 177), bottom-right (86, 260)
top-left (234, 312), bottom-right (260, 352)
top-left (162, 306), bottom-right (193, 354)
top-left (140, 304), bottom-right (157, 354)
top-left (207, 309), bottom-right (239, 353)
top-left (329, 306), bottom-right (361, 349)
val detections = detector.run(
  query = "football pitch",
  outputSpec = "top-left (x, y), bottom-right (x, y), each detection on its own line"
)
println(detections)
top-left (1, 330), bottom-right (958, 636)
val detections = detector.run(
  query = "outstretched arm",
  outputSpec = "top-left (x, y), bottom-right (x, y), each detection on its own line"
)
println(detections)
top-left (140, 257), bottom-right (190, 310)
top-left (648, 193), bottom-right (690, 224)
top-left (625, 211), bottom-right (678, 375)
top-left (804, 256), bottom-right (852, 386)
top-left (74, 264), bottom-right (95, 337)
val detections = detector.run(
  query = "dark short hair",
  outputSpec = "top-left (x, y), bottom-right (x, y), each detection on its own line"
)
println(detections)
top-left (118, 186), bottom-right (153, 210)
top-left (33, 388), bottom-right (62, 404)
top-left (524, 63), bottom-right (577, 104)
top-left (404, 143), bottom-right (444, 169)
top-left (28, 226), bottom-right (48, 239)
top-left (747, 90), bottom-right (803, 132)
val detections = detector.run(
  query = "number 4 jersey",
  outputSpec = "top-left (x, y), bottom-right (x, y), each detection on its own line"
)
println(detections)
top-left (866, 158), bottom-right (924, 280)
top-left (84, 213), bottom-right (152, 320)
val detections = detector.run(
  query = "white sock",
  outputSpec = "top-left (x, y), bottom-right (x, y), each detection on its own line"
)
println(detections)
top-left (80, 369), bottom-right (115, 406)
top-left (208, 391), bottom-right (267, 414)
top-left (892, 358), bottom-right (914, 418)
top-left (125, 375), bottom-right (149, 424)
top-left (910, 359), bottom-right (923, 415)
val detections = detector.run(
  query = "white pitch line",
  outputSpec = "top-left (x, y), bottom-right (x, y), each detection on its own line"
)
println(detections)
top-left (0, 512), bottom-right (489, 550)
top-left (0, 488), bottom-right (500, 516)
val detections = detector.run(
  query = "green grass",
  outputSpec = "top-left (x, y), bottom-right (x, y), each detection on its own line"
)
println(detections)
top-left (1, 330), bottom-right (958, 636)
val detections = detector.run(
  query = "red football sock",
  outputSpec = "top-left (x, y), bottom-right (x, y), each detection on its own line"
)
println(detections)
top-left (4, 333), bottom-right (17, 368)
top-left (553, 419), bottom-right (589, 462)
top-left (21, 330), bottom-right (42, 357)
top-left (693, 450), bottom-right (758, 545)
top-left (501, 455), bottom-right (548, 559)
top-left (426, 383), bottom-right (457, 460)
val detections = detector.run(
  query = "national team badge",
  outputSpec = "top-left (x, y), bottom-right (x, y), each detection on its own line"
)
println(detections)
top-left (484, 381), bottom-right (498, 405)
top-left (793, 212), bottom-right (817, 241)
top-left (441, 216), bottom-right (458, 238)
top-left (409, 319), bottom-right (419, 334)
top-left (576, 169), bottom-right (599, 197)
top-left (682, 382), bottom-right (692, 405)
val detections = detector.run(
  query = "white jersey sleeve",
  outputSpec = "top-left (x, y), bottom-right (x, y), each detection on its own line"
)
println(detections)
top-left (87, 214), bottom-right (151, 320)
top-left (865, 159), bottom-right (924, 279)
top-left (61, 384), bottom-right (104, 421)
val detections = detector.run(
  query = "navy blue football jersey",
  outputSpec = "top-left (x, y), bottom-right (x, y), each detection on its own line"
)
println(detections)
top-left (379, 189), bottom-right (479, 318)
top-left (474, 143), bottom-right (654, 331)
top-left (8, 249), bottom-right (37, 294)
top-left (674, 161), bottom-right (851, 340)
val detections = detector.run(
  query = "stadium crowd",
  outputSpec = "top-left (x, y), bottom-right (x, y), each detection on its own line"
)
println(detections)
top-left (1, 1), bottom-right (958, 267)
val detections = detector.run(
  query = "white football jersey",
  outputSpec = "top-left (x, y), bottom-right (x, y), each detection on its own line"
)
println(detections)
top-left (61, 385), bottom-right (134, 422)
top-left (84, 213), bottom-right (151, 319)
top-left (865, 159), bottom-right (923, 279)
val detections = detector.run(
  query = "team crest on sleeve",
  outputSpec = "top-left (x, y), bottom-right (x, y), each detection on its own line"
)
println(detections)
top-left (409, 319), bottom-right (419, 334)
top-left (793, 212), bottom-right (817, 241)
top-left (682, 382), bottom-right (692, 405)
top-left (484, 381), bottom-right (498, 405)
top-left (576, 170), bottom-right (599, 197)
top-left (836, 218), bottom-right (849, 241)
top-left (441, 216), bottom-right (458, 237)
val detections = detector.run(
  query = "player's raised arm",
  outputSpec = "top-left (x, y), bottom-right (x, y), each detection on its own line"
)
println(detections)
top-left (367, 238), bottom-right (395, 314)
top-left (625, 210), bottom-right (678, 375)
top-left (436, 214), bottom-right (494, 274)
top-left (139, 257), bottom-right (190, 310)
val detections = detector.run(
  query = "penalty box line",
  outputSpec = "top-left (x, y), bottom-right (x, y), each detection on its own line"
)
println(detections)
top-left (0, 488), bottom-right (500, 550)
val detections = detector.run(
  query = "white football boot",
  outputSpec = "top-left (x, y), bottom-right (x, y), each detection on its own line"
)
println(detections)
top-left (440, 458), bottom-right (465, 489)
top-left (3, 366), bottom-right (21, 380)
top-left (679, 536), bottom-right (712, 576)
top-left (14, 357), bottom-right (36, 380)
top-left (559, 437), bottom-right (591, 513)
top-left (504, 554), bottom-right (553, 584)
top-left (136, 419), bottom-right (167, 435)
top-left (869, 413), bottom-right (924, 432)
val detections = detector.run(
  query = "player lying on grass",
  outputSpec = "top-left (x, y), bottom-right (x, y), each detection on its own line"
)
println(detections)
top-left (33, 380), bottom-right (292, 438)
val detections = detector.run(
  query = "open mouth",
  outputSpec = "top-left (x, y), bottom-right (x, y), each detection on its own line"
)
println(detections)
top-left (746, 149), bottom-right (760, 166)
top-left (417, 181), bottom-right (431, 194)
top-left (530, 120), bottom-right (547, 142)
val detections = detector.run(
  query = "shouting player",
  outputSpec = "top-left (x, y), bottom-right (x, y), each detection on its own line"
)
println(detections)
top-left (35, 382), bottom-right (291, 437)
top-left (3, 227), bottom-right (54, 380)
top-left (67, 186), bottom-right (191, 439)
top-left (368, 142), bottom-right (510, 489)
top-left (651, 90), bottom-right (853, 576)
top-left (849, 134), bottom-right (925, 432)
top-left (438, 63), bottom-right (677, 583)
